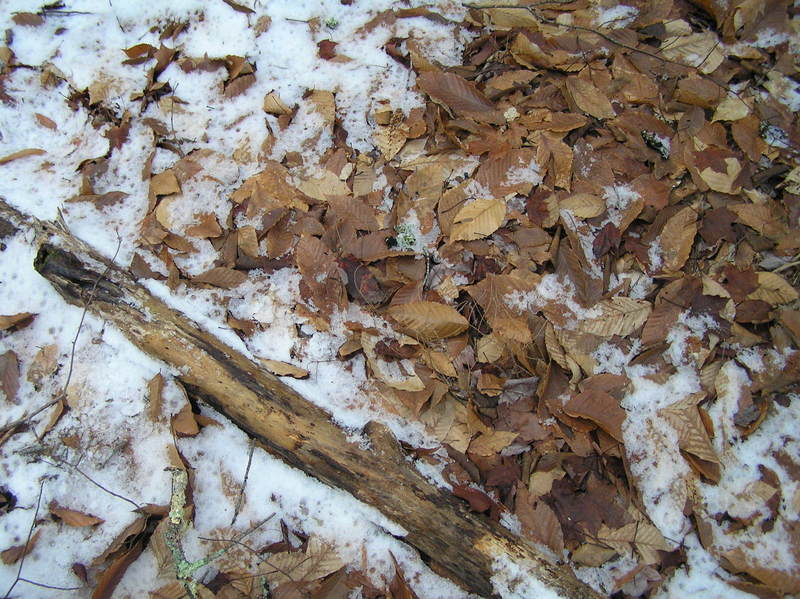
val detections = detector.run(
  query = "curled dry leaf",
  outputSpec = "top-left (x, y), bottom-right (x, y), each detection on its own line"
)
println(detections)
top-left (259, 358), bottom-right (310, 379)
top-left (49, 501), bottom-right (105, 527)
top-left (0, 148), bottom-right (46, 165)
top-left (564, 389), bottom-right (626, 442)
top-left (387, 301), bottom-right (469, 341)
top-left (1, 530), bottom-right (41, 565)
top-left (565, 77), bottom-right (615, 120)
top-left (747, 272), bottom-right (798, 306)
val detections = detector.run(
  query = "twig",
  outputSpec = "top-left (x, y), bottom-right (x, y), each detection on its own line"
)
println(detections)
top-left (39, 457), bottom-right (141, 510)
top-left (231, 438), bottom-right (255, 526)
top-left (3, 480), bottom-right (45, 599)
top-left (0, 233), bottom-right (122, 436)
top-left (15, 579), bottom-right (82, 591)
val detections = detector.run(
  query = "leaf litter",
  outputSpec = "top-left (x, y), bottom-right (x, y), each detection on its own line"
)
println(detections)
top-left (0, 0), bottom-right (799, 598)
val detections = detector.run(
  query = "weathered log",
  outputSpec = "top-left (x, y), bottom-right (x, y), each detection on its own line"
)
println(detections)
top-left (1, 199), bottom-right (603, 599)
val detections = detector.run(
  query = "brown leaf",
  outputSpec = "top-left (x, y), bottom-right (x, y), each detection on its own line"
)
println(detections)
top-left (221, 0), bottom-right (255, 14)
top-left (578, 297), bottom-right (651, 338)
top-left (49, 501), bottom-right (105, 526)
top-left (0, 350), bottom-right (20, 404)
top-left (565, 77), bottom-right (615, 120)
top-left (264, 92), bottom-right (292, 116)
top-left (259, 359), bottom-right (309, 379)
top-left (656, 207), bottom-right (698, 273)
top-left (516, 486), bottom-right (564, 555)
top-left (450, 199), bottom-right (506, 242)
top-left (150, 170), bottom-right (181, 196)
top-left (387, 301), bottom-right (469, 340)
top-left (564, 389), bottom-right (626, 442)
top-left (172, 403), bottom-right (200, 437)
top-left (193, 267), bottom-right (247, 289)
top-left (186, 212), bottom-right (223, 238)
top-left (224, 73), bottom-right (256, 99)
top-left (452, 484), bottom-right (492, 512)
top-left (318, 40), bottom-right (338, 60)
top-left (0, 313), bottom-right (35, 331)
top-left (147, 373), bottom-right (164, 422)
top-left (27, 343), bottom-right (59, 385)
top-left (0, 148), bottom-right (46, 165)
top-left (34, 113), bottom-right (57, 129)
top-left (12, 13), bottom-right (44, 26)
top-left (389, 555), bottom-right (420, 599)
top-left (417, 71), bottom-right (504, 124)
top-left (1, 530), bottom-right (41, 564)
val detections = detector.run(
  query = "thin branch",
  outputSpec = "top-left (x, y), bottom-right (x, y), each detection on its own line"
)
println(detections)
top-left (231, 438), bottom-right (255, 526)
top-left (0, 234), bottom-right (122, 437)
top-left (3, 480), bottom-right (45, 599)
top-left (39, 457), bottom-right (140, 510)
top-left (15, 579), bottom-right (83, 591)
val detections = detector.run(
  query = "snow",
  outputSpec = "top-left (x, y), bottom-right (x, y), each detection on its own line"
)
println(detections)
top-left (595, 5), bottom-right (638, 29)
top-left (490, 554), bottom-right (566, 599)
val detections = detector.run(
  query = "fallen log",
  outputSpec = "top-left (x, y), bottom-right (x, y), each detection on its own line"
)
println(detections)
top-left (1, 199), bottom-right (602, 599)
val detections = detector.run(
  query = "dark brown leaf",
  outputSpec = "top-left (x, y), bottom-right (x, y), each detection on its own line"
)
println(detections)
top-left (0, 350), bottom-right (20, 404)
top-left (417, 71), bottom-right (504, 124)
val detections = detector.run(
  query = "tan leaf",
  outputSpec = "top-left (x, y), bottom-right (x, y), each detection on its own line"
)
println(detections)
top-left (660, 32), bottom-right (725, 73)
top-left (147, 373), bottom-right (164, 423)
top-left (450, 199), bottom-right (506, 242)
top-left (420, 398), bottom-right (470, 452)
top-left (263, 91), bottom-right (292, 116)
top-left (0, 313), bottom-right (35, 330)
top-left (361, 333), bottom-right (424, 392)
top-left (27, 343), bottom-right (58, 385)
top-left (699, 157), bottom-right (742, 194)
top-left (424, 350), bottom-right (457, 378)
top-left (477, 372), bottom-right (504, 397)
top-left (565, 77), bottom-right (615, 120)
top-left (721, 547), bottom-right (800, 593)
top-left (266, 536), bottom-right (343, 585)
top-left (172, 403), bottom-right (200, 437)
top-left (657, 207), bottom-right (697, 273)
top-left (660, 396), bottom-right (718, 463)
top-left (712, 95), bottom-right (752, 122)
top-left (49, 501), bottom-right (104, 526)
top-left (578, 297), bottom-right (651, 338)
top-left (559, 194), bottom-right (605, 218)
top-left (0, 148), bottom-right (46, 165)
top-left (1, 530), bottom-right (41, 565)
top-left (476, 334), bottom-right (504, 363)
top-left (186, 212), bottom-right (222, 238)
top-left (417, 71), bottom-right (504, 124)
top-left (469, 430), bottom-right (518, 456)
top-left (193, 267), bottom-right (247, 289)
top-left (259, 358), bottom-right (309, 379)
top-left (237, 226), bottom-right (260, 258)
top-left (298, 170), bottom-right (350, 202)
top-left (0, 350), bottom-right (19, 403)
top-left (34, 113), bottom-right (57, 129)
top-left (150, 170), bottom-right (181, 196)
top-left (747, 272), bottom-right (798, 305)
top-left (387, 301), bottom-right (469, 340)
top-left (564, 389), bottom-right (625, 442)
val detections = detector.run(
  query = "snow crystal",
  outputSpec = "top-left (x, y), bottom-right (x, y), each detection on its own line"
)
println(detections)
top-left (735, 347), bottom-right (765, 373)
top-left (648, 239), bottom-right (664, 271)
top-left (504, 156), bottom-right (543, 187)
top-left (505, 273), bottom-right (601, 324)
top-left (753, 28), bottom-right (790, 48)
top-left (593, 339), bottom-right (642, 375)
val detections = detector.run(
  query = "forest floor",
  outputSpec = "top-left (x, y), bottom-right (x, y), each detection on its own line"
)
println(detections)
top-left (0, 1), bottom-right (799, 598)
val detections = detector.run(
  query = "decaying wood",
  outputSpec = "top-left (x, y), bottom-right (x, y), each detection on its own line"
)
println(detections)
top-left (0, 199), bottom-right (603, 599)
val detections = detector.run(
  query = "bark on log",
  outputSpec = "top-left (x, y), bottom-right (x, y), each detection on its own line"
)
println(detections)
top-left (1, 200), bottom-right (603, 599)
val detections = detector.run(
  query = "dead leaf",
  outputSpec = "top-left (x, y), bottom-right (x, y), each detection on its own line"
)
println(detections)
top-left (387, 301), bottom-right (469, 340)
top-left (27, 343), bottom-right (58, 385)
top-left (267, 536), bottom-right (343, 586)
top-left (450, 199), bottom-right (506, 242)
top-left (564, 389), bottom-right (626, 442)
top-left (193, 267), bottom-right (247, 289)
top-left (186, 213), bottom-right (222, 238)
top-left (260, 359), bottom-right (309, 379)
top-left (578, 297), bottom-right (651, 338)
top-left (150, 170), bottom-right (181, 196)
top-left (747, 272), bottom-right (798, 306)
top-left (264, 91), bottom-right (292, 116)
top-left (417, 71), bottom-right (504, 124)
top-left (1, 530), bottom-right (41, 564)
top-left (0, 350), bottom-right (20, 403)
top-left (565, 77), bottom-right (615, 120)
top-left (0, 148), bottom-right (46, 165)
top-left (469, 430), bottom-right (518, 456)
top-left (0, 312), bottom-right (35, 330)
top-left (49, 501), bottom-right (104, 526)
top-left (172, 403), bottom-right (200, 437)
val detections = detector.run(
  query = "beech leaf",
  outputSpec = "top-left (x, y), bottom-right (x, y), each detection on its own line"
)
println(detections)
top-left (49, 501), bottom-right (105, 527)
top-left (387, 301), bottom-right (469, 340)
top-left (450, 199), bottom-right (506, 242)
